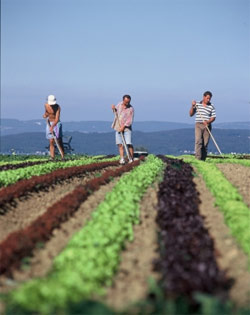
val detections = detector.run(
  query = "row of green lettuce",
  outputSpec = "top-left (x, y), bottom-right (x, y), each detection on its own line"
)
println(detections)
top-left (180, 155), bottom-right (250, 167)
top-left (5, 155), bottom-right (164, 314)
top-left (0, 159), bottom-right (47, 166)
top-left (206, 157), bottom-right (250, 167)
top-left (0, 156), bottom-right (119, 187)
top-left (183, 156), bottom-right (250, 256)
top-left (0, 155), bottom-right (49, 163)
top-left (0, 154), bottom-right (106, 166)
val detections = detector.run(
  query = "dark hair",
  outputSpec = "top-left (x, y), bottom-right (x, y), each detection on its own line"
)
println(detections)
top-left (50, 104), bottom-right (59, 115)
top-left (123, 94), bottom-right (131, 100)
top-left (203, 91), bottom-right (213, 98)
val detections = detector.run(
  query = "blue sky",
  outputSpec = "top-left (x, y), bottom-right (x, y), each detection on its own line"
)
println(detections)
top-left (1, 0), bottom-right (249, 122)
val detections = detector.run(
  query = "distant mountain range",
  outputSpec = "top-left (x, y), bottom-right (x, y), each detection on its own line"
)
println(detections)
top-left (1, 129), bottom-right (249, 155)
top-left (1, 119), bottom-right (249, 136)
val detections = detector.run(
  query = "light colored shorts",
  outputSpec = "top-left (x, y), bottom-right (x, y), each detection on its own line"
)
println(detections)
top-left (46, 122), bottom-right (63, 140)
top-left (115, 129), bottom-right (132, 145)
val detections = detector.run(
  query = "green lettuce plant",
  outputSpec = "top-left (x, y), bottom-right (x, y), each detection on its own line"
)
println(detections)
top-left (6, 155), bottom-right (164, 314)
top-left (184, 156), bottom-right (250, 256)
top-left (0, 156), bottom-right (119, 187)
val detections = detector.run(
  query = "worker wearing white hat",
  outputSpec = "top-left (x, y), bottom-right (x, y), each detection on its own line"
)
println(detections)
top-left (43, 95), bottom-right (64, 159)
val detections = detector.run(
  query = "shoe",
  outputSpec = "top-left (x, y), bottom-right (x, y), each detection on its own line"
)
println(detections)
top-left (119, 158), bottom-right (125, 165)
top-left (128, 159), bottom-right (134, 163)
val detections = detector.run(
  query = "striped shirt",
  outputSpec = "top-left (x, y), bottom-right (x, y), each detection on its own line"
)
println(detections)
top-left (194, 102), bottom-right (216, 123)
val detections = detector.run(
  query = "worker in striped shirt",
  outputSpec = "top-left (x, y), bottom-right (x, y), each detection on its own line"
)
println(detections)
top-left (189, 91), bottom-right (216, 161)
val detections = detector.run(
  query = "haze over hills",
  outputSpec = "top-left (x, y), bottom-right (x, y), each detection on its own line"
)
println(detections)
top-left (1, 129), bottom-right (249, 155)
top-left (1, 119), bottom-right (250, 136)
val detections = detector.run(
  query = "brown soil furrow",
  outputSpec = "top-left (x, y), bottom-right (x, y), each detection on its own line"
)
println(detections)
top-left (0, 160), bottom-right (47, 171)
top-left (0, 159), bottom-right (142, 276)
top-left (0, 161), bottom-right (119, 207)
top-left (216, 163), bottom-right (250, 207)
top-left (193, 170), bottom-right (250, 306)
top-left (0, 166), bottom-right (118, 242)
top-left (103, 183), bottom-right (160, 311)
top-left (0, 179), bottom-right (119, 293)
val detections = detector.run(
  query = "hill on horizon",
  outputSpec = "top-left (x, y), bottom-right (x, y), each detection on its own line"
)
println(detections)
top-left (1, 128), bottom-right (249, 155)
top-left (1, 119), bottom-right (250, 136)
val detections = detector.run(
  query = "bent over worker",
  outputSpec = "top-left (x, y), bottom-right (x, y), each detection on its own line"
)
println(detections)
top-left (189, 91), bottom-right (216, 161)
top-left (111, 95), bottom-right (134, 164)
top-left (43, 94), bottom-right (64, 160)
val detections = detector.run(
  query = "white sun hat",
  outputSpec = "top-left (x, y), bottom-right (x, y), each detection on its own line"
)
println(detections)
top-left (47, 95), bottom-right (57, 105)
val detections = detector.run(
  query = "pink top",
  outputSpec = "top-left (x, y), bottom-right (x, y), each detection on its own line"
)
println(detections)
top-left (116, 102), bottom-right (134, 129)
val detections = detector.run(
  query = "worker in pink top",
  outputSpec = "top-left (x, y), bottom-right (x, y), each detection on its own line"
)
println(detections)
top-left (111, 95), bottom-right (134, 164)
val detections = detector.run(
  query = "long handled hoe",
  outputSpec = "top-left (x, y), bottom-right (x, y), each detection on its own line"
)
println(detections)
top-left (47, 119), bottom-right (64, 159)
top-left (195, 103), bottom-right (223, 156)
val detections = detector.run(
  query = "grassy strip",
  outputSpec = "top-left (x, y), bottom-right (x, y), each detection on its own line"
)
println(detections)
top-left (0, 159), bottom-right (45, 166)
top-left (206, 157), bottom-right (250, 167)
top-left (0, 154), bottom-right (88, 163)
top-left (0, 156), bottom-right (119, 187)
top-left (0, 156), bottom-right (85, 168)
top-left (0, 155), bottom-right (49, 163)
top-left (0, 160), bottom-right (48, 171)
top-left (6, 155), bottom-right (164, 314)
top-left (180, 155), bottom-right (250, 167)
top-left (208, 153), bottom-right (250, 159)
top-left (0, 159), bottom-right (140, 276)
top-left (184, 155), bottom-right (250, 255)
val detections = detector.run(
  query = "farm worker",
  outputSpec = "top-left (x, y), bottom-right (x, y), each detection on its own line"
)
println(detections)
top-left (189, 91), bottom-right (216, 161)
top-left (111, 94), bottom-right (134, 164)
top-left (43, 95), bottom-right (64, 160)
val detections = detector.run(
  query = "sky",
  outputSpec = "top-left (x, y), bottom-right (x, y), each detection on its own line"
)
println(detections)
top-left (1, 0), bottom-right (250, 122)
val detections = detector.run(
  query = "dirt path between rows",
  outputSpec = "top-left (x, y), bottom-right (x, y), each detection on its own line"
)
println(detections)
top-left (0, 178), bottom-right (120, 294)
top-left (193, 171), bottom-right (250, 306)
top-left (0, 166), bottom-right (119, 243)
top-left (102, 183), bottom-right (160, 311)
top-left (216, 163), bottom-right (250, 207)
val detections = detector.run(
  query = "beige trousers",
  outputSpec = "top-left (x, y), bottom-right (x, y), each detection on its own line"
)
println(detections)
top-left (195, 123), bottom-right (211, 161)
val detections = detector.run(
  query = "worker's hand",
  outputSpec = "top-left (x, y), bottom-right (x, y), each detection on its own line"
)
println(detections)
top-left (192, 100), bottom-right (196, 108)
top-left (43, 114), bottom-right (47, 118)
top-left (50, 127), bottom-right (53, 133)
top-left (111, 104), bottom-right (116, 111)
top-left (203, 121), bottom-right (209, 126)
top-left (119, 126), bottom-right (125, 133)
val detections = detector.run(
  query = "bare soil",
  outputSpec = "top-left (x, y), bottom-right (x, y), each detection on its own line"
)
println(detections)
top-left (103, 183), bottom-right (160, 311)
top-left (216, 163), bottom-right (250, 207)
top-left (0, 166), bottom-right (118, 243)
top-left (0, 178), bottom-right (120, 293)
top-left (193, 170), bottom-right (250, 306)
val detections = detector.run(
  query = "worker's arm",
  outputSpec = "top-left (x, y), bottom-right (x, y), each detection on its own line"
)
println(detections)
top-left (204, 117), bottom-right (216, 126)
top-left (43, 104), bottom-right (49, 118)
top-left (189, 100), bottom-right (196, 117)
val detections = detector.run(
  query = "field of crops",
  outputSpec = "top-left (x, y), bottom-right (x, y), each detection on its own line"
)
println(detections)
top-left (0, 154), bottom-right (249, 315)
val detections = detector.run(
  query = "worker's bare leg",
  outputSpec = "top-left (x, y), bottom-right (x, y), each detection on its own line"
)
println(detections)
top-left (128, 145), bottom-right (134, 160)
top-left (49, 139), bottom-right (55, 159)
top-left (118, 144), bottom-right (124, 159)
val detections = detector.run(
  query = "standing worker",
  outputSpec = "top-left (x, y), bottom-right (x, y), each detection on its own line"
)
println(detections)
top-left (43, 94), bottom-right (64, 160)
top-left (111, 95), bottom-right (134, 164)
top-left (189, 91), bottom-right (216, 161)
